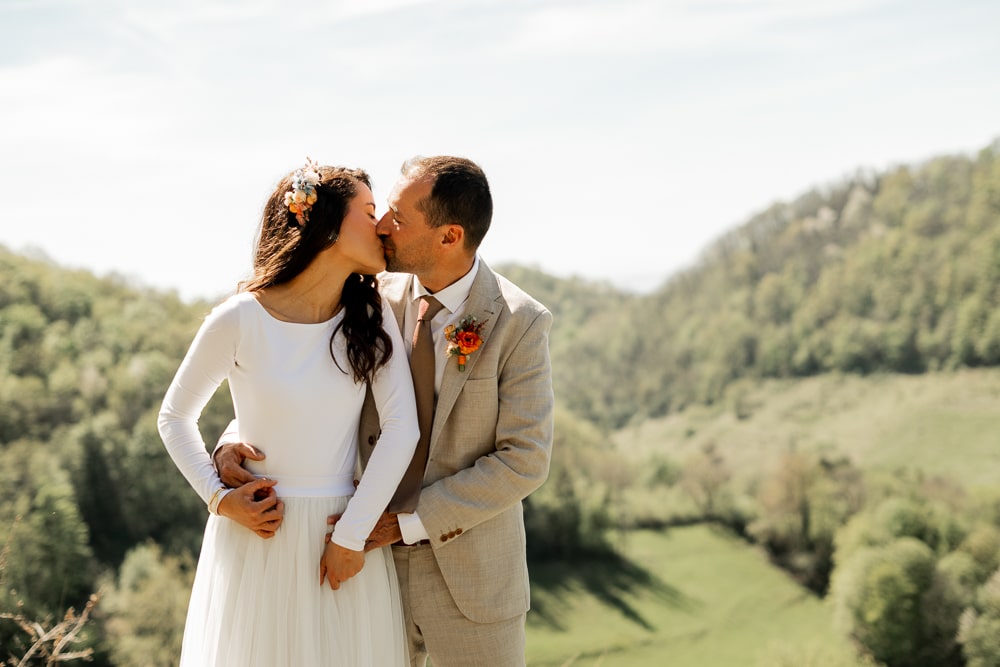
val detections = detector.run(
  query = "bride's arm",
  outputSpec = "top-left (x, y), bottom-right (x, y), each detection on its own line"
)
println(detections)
top-left (328, 306), bottom-right (419, 552)
top-left (157, 300), bottom-right (239, 504)
top-left (157, 299), bottom-right (283, 538)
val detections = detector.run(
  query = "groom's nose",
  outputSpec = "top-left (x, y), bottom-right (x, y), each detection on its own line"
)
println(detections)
top-left (375, 211), bottom-right (393, 237)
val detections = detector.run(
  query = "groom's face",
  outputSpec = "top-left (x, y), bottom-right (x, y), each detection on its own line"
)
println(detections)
top-left (377, 174), bottom-right (438, 275)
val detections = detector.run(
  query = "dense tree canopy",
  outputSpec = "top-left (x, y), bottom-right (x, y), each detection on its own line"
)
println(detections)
top-left (505, 140), bottom-right (1000, 429)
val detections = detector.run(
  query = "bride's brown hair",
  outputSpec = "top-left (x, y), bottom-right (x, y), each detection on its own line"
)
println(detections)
top-left (240, 165), bottom-right (392, 383)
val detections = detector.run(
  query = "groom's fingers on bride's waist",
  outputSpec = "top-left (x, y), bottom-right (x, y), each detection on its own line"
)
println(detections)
top-left (237, 442), bottom-right (266, 460)
top-left (220, 466), bottom-right (256, 488)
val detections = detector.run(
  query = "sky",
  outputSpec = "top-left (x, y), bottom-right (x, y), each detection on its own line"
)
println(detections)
top-left (1, 0), bottom-right (998, 302)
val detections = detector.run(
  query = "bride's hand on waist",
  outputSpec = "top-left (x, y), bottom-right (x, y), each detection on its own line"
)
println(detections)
top-left (217, 478), bottom-right (284, 539)
top-left (319, 542), bottom-right (365, 590)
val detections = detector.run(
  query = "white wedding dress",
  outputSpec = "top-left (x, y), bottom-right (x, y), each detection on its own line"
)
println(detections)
top-left (158, 291), bottom-right (418, 666)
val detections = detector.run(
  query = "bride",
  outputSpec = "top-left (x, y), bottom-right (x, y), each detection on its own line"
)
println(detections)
top-left (157, 160), bottom-right (417, 666)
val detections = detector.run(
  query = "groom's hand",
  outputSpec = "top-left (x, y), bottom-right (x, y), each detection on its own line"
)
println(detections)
top-left (214, 442), bottom-right (265, 488)
top-left (327, 511), bottom-right (402, 551)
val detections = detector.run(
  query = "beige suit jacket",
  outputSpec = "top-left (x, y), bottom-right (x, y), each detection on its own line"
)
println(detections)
top-left (359, 260), bottom-right (554, 624)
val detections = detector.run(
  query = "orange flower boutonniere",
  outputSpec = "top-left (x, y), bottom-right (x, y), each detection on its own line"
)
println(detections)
top-left (444, 316), bottom-right (486, 371)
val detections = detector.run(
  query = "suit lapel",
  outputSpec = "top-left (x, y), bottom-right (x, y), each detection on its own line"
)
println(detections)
top-left (432, 264), bottom-right (503, 445)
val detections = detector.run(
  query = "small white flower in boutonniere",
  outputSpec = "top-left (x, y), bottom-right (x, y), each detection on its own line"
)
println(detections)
top-left (444, 316), bottom-right (486, 371)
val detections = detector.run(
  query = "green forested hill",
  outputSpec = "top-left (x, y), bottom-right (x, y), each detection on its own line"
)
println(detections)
top-left (0, 249), bottom-right (237, 661)
top-left (506, 140), bottom-right (1000, 429)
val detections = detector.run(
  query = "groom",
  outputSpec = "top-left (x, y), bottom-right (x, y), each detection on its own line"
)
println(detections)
top-left (216, 155), bottom-right (554, 666)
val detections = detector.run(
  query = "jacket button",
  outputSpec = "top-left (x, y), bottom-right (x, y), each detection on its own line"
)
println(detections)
top-left (440, 535), bottom-right (448, 542)
top-left (367, 436), bottom-right (375, 445)
top-left (455, 528), bottom-right (463, 535)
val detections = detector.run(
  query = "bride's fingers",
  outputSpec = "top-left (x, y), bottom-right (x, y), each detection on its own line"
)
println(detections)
top-left (252, 494), bottom-right (279, 512)
top-left (259, 513), bottom-right (282, 527)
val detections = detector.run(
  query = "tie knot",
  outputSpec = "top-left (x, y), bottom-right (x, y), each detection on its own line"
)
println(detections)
top-left (418, 295), bottom-right (445, 322)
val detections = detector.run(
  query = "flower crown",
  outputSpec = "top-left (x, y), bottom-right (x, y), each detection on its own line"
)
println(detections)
top-left (284, 158), bottom-right (321, 225)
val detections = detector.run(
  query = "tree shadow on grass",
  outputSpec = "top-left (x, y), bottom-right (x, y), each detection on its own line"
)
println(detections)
top-left (527, 543), bottom-right (698, 633)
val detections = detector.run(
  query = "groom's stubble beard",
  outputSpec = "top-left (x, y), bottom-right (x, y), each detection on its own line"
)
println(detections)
top-left (382, 239), bottom-right (422, 275)
top-left (382, 241), bottom-right (403, 273)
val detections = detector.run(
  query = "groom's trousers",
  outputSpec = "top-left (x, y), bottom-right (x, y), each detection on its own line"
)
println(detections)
top-left (392, 543), bottom-right (526, 667)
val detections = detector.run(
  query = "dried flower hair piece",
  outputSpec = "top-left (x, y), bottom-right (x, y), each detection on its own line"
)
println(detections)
top-left (284, 158), bottom-right (321, 225)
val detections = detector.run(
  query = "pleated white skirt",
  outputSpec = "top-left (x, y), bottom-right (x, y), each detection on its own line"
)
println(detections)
top-left (179, 496), bottom-right (408, 666)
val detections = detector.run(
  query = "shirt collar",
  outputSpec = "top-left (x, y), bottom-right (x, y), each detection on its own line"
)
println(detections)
top-left (410, 255), bottom-right (480, 314)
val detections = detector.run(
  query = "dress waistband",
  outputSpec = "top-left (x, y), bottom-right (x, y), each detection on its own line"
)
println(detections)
top-left (257, 473), bottom-right (356, 498)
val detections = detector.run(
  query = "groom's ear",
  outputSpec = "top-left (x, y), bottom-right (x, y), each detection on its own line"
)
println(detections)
top-left (440, 225), bottom-right (464, 248)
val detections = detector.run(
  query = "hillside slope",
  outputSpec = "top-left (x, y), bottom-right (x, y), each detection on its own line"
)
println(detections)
top-left (614, 368), bottom-right (1000, 490)
top-left (518, 139), bottom-right (1000, 429)
top-left (527, 526), bottom-right (860, 667)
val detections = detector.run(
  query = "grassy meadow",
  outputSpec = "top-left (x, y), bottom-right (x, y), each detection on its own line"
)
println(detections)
top-left (524, 369), bottom-right (1000, 666)
top-left (526, 526), bottom-right (861, 666)
top-left (615, 368), bottom-right (1000, 489)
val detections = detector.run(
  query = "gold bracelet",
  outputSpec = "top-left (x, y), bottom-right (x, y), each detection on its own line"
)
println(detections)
top-left (207, 487), bottom-right (225, 514)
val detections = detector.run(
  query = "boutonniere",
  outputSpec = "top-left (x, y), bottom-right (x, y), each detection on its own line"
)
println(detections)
top-left (444, 316), bottom-right (486, 371)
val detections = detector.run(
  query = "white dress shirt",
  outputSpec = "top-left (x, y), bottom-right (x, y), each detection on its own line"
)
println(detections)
top-left (396, 256), bottom-right (480, 544)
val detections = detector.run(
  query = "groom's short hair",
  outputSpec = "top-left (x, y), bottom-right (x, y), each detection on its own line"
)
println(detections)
top-left (402, 156), bottom-right (492, 251)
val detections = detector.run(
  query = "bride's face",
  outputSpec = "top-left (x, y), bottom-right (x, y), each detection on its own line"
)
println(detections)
top-left (332, 183), bottom-right (386, 275)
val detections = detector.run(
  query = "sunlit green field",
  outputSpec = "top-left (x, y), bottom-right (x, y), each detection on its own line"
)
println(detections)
top-left (615, 369), bottom-right (1000, 488)
top-left (526, 370), bottom-right (1000, 666)
top-left (526, 526), bottom-right (862, 667)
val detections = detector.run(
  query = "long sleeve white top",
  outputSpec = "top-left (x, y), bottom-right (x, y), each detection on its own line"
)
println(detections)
top-left (157, 292), bottom-right (419, 551)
